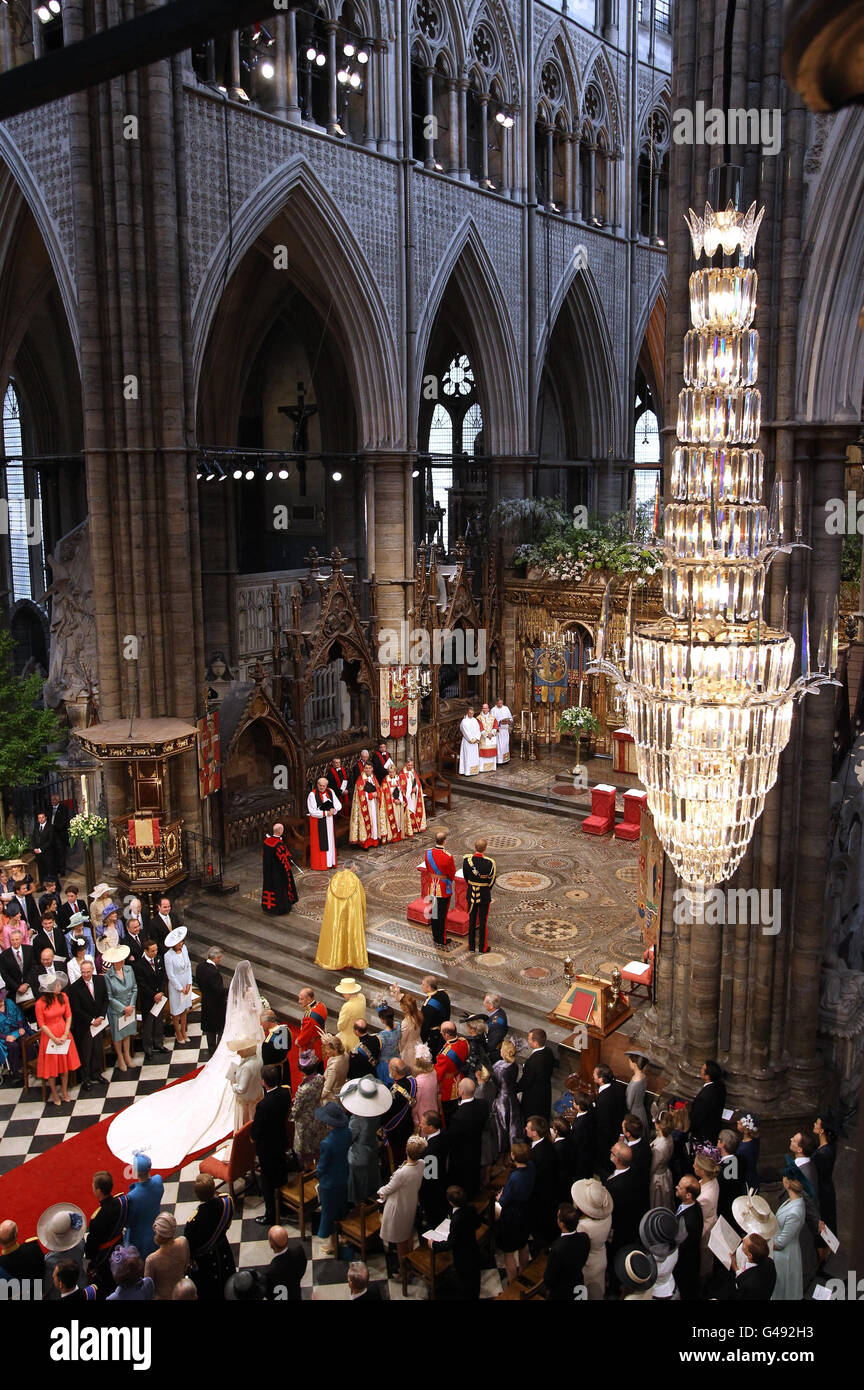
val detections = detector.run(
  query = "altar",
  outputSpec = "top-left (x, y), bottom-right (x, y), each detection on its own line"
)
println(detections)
top-left (406, 861), bottom-right (470, 936)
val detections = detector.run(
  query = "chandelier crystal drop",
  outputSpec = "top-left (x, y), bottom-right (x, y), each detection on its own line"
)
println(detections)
top-left (589, 189), bottom-right (839, 894)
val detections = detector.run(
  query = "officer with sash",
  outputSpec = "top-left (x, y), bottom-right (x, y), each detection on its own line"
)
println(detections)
top-left (462, 837), bottom-right (497, 954)
top-left (424, 829), bottom-right (456, 947)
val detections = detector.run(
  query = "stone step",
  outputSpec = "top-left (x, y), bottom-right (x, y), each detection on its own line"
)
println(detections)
top-left (452, 778), bottom-right (593, 822)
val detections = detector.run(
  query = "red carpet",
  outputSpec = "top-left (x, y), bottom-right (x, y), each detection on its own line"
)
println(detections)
top-left (0, 1025), bottom-right (303, 1242)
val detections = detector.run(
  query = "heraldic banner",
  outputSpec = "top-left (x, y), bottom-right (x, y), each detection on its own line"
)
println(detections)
top-left (380, 667), bottom-right (416, 739)
top-left (197, 711), bottom-right (221, 799)
top-left (637, 805), bottom-right (663, 948)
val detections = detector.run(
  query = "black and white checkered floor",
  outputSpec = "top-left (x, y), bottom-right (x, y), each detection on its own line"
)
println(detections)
top-left (0, 1016), bottom-right (507, 1300)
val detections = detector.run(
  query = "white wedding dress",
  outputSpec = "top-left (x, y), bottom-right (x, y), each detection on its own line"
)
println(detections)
top-left (107, 960), bottom-right (264, 1169)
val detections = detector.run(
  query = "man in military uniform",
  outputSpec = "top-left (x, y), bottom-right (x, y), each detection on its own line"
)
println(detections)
top-left (260, 1008), bottom-right (292, 1090)
top-left (462, 837), bottom-right (497, 954)
top-left (296, 986), bottom-right (327, 1060)
top-left (434, 1021), bottom-right (470, 1124)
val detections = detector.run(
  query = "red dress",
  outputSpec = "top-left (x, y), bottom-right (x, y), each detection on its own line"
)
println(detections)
top-left (36, 995), bottom-right (81, 1077)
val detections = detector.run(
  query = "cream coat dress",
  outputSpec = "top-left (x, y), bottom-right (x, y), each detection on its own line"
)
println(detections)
top-left (576, 1211), bottom-right (612, 1301)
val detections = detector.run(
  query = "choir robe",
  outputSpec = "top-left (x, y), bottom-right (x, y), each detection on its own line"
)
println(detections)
top-left (326, 762), bottom-right (350, 818)
top-left (349, 765), bottom-right (379, 848)
top-left (379, 773), bottom-right (410, 843)
top-left (458, 716), bottom-right (481, 775)
top-left (307, 789), bottom-right (341, 870)
top-left (400, 768), bottom-right (427, 833)
top-left (261, 834), bottom-right (298, 913)
top-left (477, 712), bottom-right (498, 771)
top-left (494, 704), bottom-right (513, 764)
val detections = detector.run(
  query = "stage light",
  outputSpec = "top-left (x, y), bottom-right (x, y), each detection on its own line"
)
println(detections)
top-left (245, 469), bottom-right (255, 480)
top-left (315, 52), bottom-right (326, 66)
top-left (36, 5), bottom-right (51, 21)
top-left (260, 61), bottom-right (275, 80)
top-left (343, 42), bottom-right (355, 56)
top-left (305, 45), bottom-right (317, 60)
top-left (216, 462), bottom-right (227, 481)
top-left (357, 48), bottom-right (368, 63)
top-left (349, 72), bottom-right (361, 88)
top-left (337, 68), bottom-right (349, 84)
top-left (331, 471), bottom-right (342, 482)
top-left (48, 0), bottom-right (61, 12)
top-left (412, 469), bottom-right (420, 478)
top-left (278, 467), bottom-right (289, 480)
top-left (205, 463), bottom-right (216, 481)
top-left (232, 467), bottom-right (243, 480)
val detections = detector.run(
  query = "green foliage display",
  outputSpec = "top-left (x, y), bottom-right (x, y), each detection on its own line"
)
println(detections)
top-left (495, 498), bottom-right (662, 584)
top-left (557, 706), bottom-right (601, 737)
top-left (0, 627), bottom-right (61, 787)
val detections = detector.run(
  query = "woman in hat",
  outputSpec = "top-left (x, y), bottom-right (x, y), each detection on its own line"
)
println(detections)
top-left (314, 1099), bottom-right (352, 1256)
top-left (377, 1134), bottom-right (427, 1278)
top-left (340, 1076), bottom-right (390, 1203)
top-left (226, 1037), bottom-right (264, 1130)
top-left (38, 1203), bottom-right (87, 1297)
top-left (103, 944), bottom-right (138, 1071)
top-left (144, 1213), bottom-right (190, 1300)
top-left (290, 1050), bottom-right (327, 1166)
top-left (66, 935), bottom-right (91, 985)
top-left (334, 977), bottom-right (366, 1052)
top-left (164, 926), bottom-right (193, 1045)
top-left (639, 1207), bottom-right (683, 1299)
top-left (694, 1150), bottom-right (720, 1279)
top-left (101, 903), bottom-right (125, 942)
top-left (411, 1043), bottom-right (439, 1125)
top-left (65, 910), bottom-right (96, 965)
top-left (106, 1245), bottom-right (154, 1301)
top-left (615, 1245), bottom-right (658, 1300)
top-left (571, 1177), bottom-right (613, 1300)
top-left (0, 985), bottom-right (31, 1083)
top-left (464, 1014), bottom-right (492, 1075)
top-left (320, 1033), bottom-right (350, 1104)
top-left (771, 1175), bottom-right (806, 1300)
top-left (35, 973), bottom-right (80, 1104)
top-left (650, 1109), bottom-right (675, 1211)
top-left (625, 1052), bottom-right (651, 1135)
top-left (736, 1112), bottom-right (761, 1192)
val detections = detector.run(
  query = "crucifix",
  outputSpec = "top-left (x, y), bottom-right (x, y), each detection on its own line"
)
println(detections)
top-left (277, 379), bottom-right (318, 496)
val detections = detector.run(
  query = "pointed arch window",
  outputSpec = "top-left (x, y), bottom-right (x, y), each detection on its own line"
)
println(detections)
top-left (3, 383), bottom-right (45, 604)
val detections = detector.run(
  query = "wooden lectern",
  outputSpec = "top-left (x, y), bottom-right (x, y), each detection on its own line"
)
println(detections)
top-left (547, 973), bottom-right (633, 1090)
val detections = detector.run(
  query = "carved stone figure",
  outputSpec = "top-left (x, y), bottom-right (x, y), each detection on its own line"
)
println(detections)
top-left (42, 520), bottom-right (99, 710)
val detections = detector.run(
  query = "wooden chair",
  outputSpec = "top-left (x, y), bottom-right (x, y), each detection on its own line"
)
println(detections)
top-left (335, 1200), bottom-right (383, 1262)
top-left (420, 770), bottom-right (451, 815)
top-left (275, 1169), bottom-right (319, 1237)
top-left (198, 1119), bottom-right (257, 1199)
top-left (495, 1251), bottom-right (548, 1300)
top-left (283, 819), bottom-right (310, 868)
top-left (401, 1239), bottom-right (453, 1299)
top-left (621, 945), bottom-right (655, 1000)
top-left (20, 1031), bottom-right (41, 1093)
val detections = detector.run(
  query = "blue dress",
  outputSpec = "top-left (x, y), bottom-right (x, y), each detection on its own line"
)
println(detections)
top-left (316, 1126), bottom-right (352, 1237)
top-left (739, 1137), bottom-right (760, 1192)
top-left (125, 1175), bottom-right (165, 1258)
top-left (496, 1162), bottom-right (535, 1253)
top-left (376, 1026), bottom-right (401, 1083)
top-left (771, 1197), bottom-right (805, 1300)
top-left (347, 1113), bottom-right (381, 1203)
top-left (0, 996), bottom-right (31, 1070)
top-left (105, 965), bottom-right (138, 1043)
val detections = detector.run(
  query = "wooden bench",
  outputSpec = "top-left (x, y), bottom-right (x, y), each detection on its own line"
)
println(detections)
top-left (335, 1199), bottom-right (383, 1262)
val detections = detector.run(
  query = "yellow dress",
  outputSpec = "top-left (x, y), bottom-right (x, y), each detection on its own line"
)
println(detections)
top-left (315, 869), bottom-right (369, 972)
top-left (336, 993), bottom-right (367, 1052)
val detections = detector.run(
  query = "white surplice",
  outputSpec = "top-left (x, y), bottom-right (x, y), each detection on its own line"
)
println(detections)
top-left (494, 704), bottom-right (513, 764)
top-left (459, 716), bottom-right (481, 775)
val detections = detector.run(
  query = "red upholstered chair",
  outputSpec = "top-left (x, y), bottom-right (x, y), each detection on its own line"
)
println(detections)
top-left (614, 789), bottom-right (648, 841)
top-left (621, 946), bottom-right (655, 1000)
top-left (581, 784), bottom-right (617, 835)
top-left (199, 1120), bottom-right (257, 1198)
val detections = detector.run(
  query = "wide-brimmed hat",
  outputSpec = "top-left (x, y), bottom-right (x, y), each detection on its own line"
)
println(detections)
top-left (615, 1245), bottom-right (657, 1293)
top-left (731, 1191), bottom-right (779, 1240)
top-left (334, 977), bottom-right (363, 996)
top-left (639, 1208), bottom-right (685, 1257)
top-left (38, 972), bottom-right (68, 992)
top-left (339, 1076), bottom-right (391, 1117)
top-left (89, 883), bottom-right (114, 900)
top-left (101, 945), bottom-right (130, 965)
top-left (37, 1203), bottom-right (86, 1252)
top-left (625, 1049), bottom-right (652, 1068)
top-left (68, 910), bottom-right (90, 929)
top-left (314, 1100), bottom-right (349, 1128)
top-left (164, 926), bottom-right (187, 948)
top-left (571, 1178), bottom-right (612, 1221)
top-left (227, 1036), bottom-right (259, 1054)
top-left (224, 1269), bottom-right (265, 1301)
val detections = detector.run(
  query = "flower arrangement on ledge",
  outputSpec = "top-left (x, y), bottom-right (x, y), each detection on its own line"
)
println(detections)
top-left (496, 499), bottom-right (662, 585)
top-left (556, 706), bottom-right (601, 739)
top-left (68, 812), bottom-right (108, 848)
top-left (0, 833), bottom-right (32, 861)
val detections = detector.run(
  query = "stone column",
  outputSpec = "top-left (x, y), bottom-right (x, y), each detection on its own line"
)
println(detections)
top-left (326, 21), bottom-right (338, 134)
top-left (366, 454), bottom-right (411, 633)
top-left (563, 133), bottom-right (573, 215)
top-left (363, 44), bottom-right (376, 147)
top-left (447, 78), bottom-right (459, 173)
top-left (587, 143), bottom-right (596, 222)
top-left (457, 79), bottom-right (469, 180)
top-left (544, 124), bottom-right (554, 205)
top-left (273, 13), bottom-right (289, 118)
top-left (572, 138), bottom-right (582, 219)
top-left (424, 68), bottom-right (435, 168)
top-left (479, 94), bottom-right (490, 185)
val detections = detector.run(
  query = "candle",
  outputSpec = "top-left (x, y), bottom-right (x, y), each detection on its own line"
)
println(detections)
top-left (81, 775), bottom-right (89, 816)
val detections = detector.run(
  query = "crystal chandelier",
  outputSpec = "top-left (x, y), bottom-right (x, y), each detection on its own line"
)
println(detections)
top-left (588, 181), bottom-right (840, 895)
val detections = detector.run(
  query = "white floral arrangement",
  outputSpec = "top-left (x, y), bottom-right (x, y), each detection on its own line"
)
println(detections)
top-left (68, 812), bottom-right (109, 848)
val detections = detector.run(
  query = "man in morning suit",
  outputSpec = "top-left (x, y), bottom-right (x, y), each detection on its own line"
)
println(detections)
top-left (517, 1029), bottom-right (555, 1120)
top-left (730, 1233), bottom-right (777, 1300)
top-left (123, 915), bottom-right (147, 964)
top-left (622, 1114), bottom-right (651, 1199)
top-left (32, 913), bottom-right (68, 965)
top-left (419, 1111), bottom-right (450, 1227)
top-left (565, 1095), bottom-right (596, 1181)
top-left (14, 882), bottom-right (42, 936)
top-left (462, 838), bottom-right (496, 953)
top-left (604, 1142), bottom-right (643, 1291)
top-left (425, 831), bottom-right (456, 947)
top-left (31, 812), bottom-right (59, 883)
top-left (68, 959), bottom-right (110, 1088)
top-left (134, 939), bottom-right (169, 1059)
top-left (48, 794), bottom-right (70, 875)
top-left (526, 1116), bottom-right (560, 1246)
top-left (196, 946), bottom-right (228, 1054)
top-left (57, 885), bottom-right (85, 935)
top-left (717, 1129), bottom-right (747, 1224)
top-left (265, 1225), bottom-right (307, 1301)
top-left (592, 1063), bottom-right (628, 1176)
top-left (429, 1187), bottom-right (483, 1299)
top-left (347, 1261), bottom-right (383, 1301)
top-left (446, 1078), bottom-right (489, 1199)
top-left (252, 1065), bottom-right (294, 1227)
top-left (419, 974), bottom-right (450, 1056)
top-left (147, 895), bottom-right (180, 949)
top-left (688, 1059), bottom-right (726, 1145)
top-left (0, 926), bottom-right (40, 1000)
top-left (674, 1175), bottom-right (704, 1300)
top-left (543, 1203), bottom-right (590, 1300)
top-left (261, 1008), bottom-right (293, 1088)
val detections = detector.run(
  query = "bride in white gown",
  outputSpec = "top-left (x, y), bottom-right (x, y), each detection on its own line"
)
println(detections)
top-left (107, 959), bottom-right (264, 1170)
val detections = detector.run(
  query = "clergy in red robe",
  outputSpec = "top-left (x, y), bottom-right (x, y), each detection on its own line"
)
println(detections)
top-left (349, 751), bottom-right (379, 849)
top-left (380, 770), bottom-right (409, 843)
top-left (307, 778), bottom-right (341, 870)
top-left (261, 823), bottom-right (299, 914)
top-left (400, 760), bottom-right (427, 835)
top-left (326, 760), bottom-right (350, 818)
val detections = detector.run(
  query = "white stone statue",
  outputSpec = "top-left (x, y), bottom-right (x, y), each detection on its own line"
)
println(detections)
top-left (42, 519), bottom-right (98, 709)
